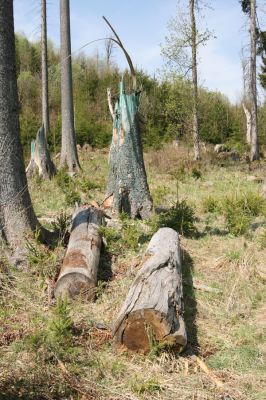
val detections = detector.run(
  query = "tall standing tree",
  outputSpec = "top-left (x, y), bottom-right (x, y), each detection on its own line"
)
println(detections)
top-left (161, 0), bottom-right (212, 160)
top-left (189, 0), bottom-right (200, 160)
top-left (0, 0), bottom-right (39, 248)
top-left (241, 49), bottom-right (252, 145)
top-left (41, 0), bottom-right (49, 137)
top-left (241, 0), bottom-right (259, 160)
top-left (60, 0), bottom-right (80, 172)
top-left (249, 0), bottom-right (259, 160)
top-left (25, 0), bottom-right (56, 181)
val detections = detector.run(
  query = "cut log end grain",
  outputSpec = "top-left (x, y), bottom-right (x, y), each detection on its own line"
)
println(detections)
top-left (113, 227), bottom-right (187, 353)
top-left (54, 272), bottom-right (95, 300)
top-left (115, 309), bottom-right (186, 353)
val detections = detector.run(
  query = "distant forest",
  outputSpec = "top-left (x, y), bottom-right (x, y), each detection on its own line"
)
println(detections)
top-left (15, 33), bottom-right (266, 155)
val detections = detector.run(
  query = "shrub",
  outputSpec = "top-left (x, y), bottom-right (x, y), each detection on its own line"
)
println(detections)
top-left (55, 169), bottom-right (81, 206)
top-left (221, 191), bottom-right (265, 235)
top-left (191, 166), bottom-right (202, 179)
top-left (48, 298), bottom-right (73, 347)
top-left (51, 211), bottom-right (71, 245)
top-left (202, 196), bottom-right (221, 213)
top-left (148, 200), bottom-right (196, 237)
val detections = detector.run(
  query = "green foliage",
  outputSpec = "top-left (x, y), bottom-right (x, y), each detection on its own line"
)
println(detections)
top-left (202, 195), bottom-right (221, 213)
top-left (121, 220), bottom-right (141, 251)
top-left (99, 218), bottom-right (143, 255)
top-left (208, 346), bottom-right (263, 373)
top-left (55, 169), bottom-right (81, 206)
top-left (51, 211), bottom-right (72, 244)
top-left (221, 192), bottom-right (265, 235)
top-left (15, 33), bottom-right (255, 153)
top-left (131, 376), bottom-right (161, 395)
top-left (148, 200), bottom-right (196, 237)
top-left (191, 166), bottom-right (202, 179)
top-left (48, 298), bottom-right (73, 347)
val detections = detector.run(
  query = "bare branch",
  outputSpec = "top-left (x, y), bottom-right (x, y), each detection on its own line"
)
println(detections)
top-left (102, 16), bottom-right (137, 91)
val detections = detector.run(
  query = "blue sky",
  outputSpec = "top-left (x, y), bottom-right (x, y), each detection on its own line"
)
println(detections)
top-left (13, 0), bottom-right (266, 103)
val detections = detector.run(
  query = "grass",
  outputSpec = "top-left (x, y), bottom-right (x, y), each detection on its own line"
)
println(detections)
top-left (0, 143), bottom-right (266, 399)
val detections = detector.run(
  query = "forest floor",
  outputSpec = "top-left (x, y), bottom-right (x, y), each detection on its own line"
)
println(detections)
top-left (0, 144), bottom-right (265, 400)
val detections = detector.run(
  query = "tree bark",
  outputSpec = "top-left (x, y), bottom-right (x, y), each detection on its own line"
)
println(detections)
top-left (26, 125), bottom-right (56, 179)
top-left (105, 81), bottom-right (152, 219)
top-left (0, 0), bottom-right (39, 247)
top-left (242, 103), bottom-right (252, 145)
top-left (250, 0), bottom-right (259, 160)
top-left (59, 0), bottom-right (80, 172)
top-left (41, 0), bottom-right (49, 137)
top-left (113, 227), bottom-right (187, 353)
top-left (54, 206), bottom-right (103, 300)
top-left (189, 0), bottom-right (200, 161)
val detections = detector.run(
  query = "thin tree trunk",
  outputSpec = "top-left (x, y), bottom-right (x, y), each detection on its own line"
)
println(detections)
top-left (250, 0), bottom-right (259, 160)
top-left (189, 0), bottom-right (200, 161)
top-left (59, 0), bottom-right (80, 172)
top-left (41, 0), bottom-right (49, 137)
top-left (242, 103), bottom-right (252, 145)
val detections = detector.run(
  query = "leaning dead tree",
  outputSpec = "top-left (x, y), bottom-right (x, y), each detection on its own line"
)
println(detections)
top-left (26, 125), bottom-right (56, 179)
top-left (60, 0), bottom-right (80, 172)
top-left (103, 17), bottom-right (152, 219)
top-left (113, 228), bottom-right (187, 353)
top-left (54, 206), bottom-right (103, 299)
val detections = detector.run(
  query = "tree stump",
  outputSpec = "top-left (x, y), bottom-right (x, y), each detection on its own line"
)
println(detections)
top-left (26, 125), bottom-right (56, 179)
top-left (113, 227), bottom-right (187, 353)
top-left (105, 81), bottom-right (152, 219)
top-left (54, 206), bottom-right (103, 300)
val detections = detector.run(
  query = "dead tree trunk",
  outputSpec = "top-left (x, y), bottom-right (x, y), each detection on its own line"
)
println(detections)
top-left (105, 81), bottom-right (152, 219)
top-left (54, 206), bottom-right (103, 300)
top-left (113, 227), bottom-right (187, 353)
top-left (242, 103), bottom-right (252, 145)
top-left (41, 0), bottom-right (49, 137)
top-left (103, 17), bottom-right (152, 219)
top-left (59, 0), bottom-right (80, 172)
top-left (189, 0), bottom-right (200, 161)
top-left (250, 0), bottom-right (259, 160)
top-left (26, 125), bottom-right (56, 179)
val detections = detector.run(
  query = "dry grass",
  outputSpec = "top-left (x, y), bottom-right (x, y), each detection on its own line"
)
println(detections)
top-left (0, 144), bottom-right (266, 399)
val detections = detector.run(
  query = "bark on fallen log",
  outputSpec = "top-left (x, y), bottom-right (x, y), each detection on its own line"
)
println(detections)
top-left (54, 206), bottom-right (103, 300)
top-left (113, 227), bottom-right (187, 353)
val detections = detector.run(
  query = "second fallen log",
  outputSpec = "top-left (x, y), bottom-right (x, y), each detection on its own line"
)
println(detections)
top-left (54, 206), bottom-right (103, 300)
top-left (113, 227), bottom-right (187, 353)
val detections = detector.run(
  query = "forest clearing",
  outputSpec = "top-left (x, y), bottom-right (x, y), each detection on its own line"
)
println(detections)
top-left (0, 0), bottom-right (266, 399)
top-left (1, 144), bottom-right (266, 399)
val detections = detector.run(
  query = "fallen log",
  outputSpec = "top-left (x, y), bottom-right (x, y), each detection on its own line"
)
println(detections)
top-left (113, 227), bottom-right (187, 353)
top-left (54, 206), bottom-right (103, 300)
top-left (26, 125), bottom-right (56, 179)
